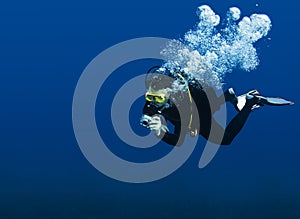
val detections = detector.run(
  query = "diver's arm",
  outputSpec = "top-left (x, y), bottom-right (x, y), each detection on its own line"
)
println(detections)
top-left (148, 116), bottom-right (184, 146)
top-left (158, 103), bottom-right (190, 146)
top-left (159, 121), bottom-right (185, 146)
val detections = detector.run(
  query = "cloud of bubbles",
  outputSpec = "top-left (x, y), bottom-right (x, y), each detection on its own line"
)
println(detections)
top-left (161, 5), bottom-right (272, 89)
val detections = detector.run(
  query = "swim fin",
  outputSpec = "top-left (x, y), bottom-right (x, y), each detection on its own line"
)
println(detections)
top-left (236, 90), bottom-right (294, 111)
top-left (250, 95), bottom-right (294, 106)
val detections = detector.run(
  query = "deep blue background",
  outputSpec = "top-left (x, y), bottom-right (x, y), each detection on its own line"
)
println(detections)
top-left (1, 0), bottom-right (300, 218)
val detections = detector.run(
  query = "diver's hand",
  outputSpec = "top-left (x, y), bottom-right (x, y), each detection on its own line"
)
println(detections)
top-left (149, 115), bottom-right (169, 136)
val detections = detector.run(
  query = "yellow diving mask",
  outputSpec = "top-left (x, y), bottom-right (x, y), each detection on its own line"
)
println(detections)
top-left (145, 92), bottom-right (166, 103)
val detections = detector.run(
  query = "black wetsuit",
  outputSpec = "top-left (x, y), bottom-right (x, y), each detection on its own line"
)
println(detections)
top-left (142, 82), bottom-right (255, 146)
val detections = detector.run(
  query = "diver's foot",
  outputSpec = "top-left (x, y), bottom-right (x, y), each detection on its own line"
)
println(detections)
top-left (245, 92), bottom-right (265, 110)
top-left (236, 90), bottom-right (261, 111)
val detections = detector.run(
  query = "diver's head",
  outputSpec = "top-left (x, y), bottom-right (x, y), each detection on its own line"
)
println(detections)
top-left (145, 88), bottom-right (171, 107)
top-left (145, 73), bottom-right (173, 107)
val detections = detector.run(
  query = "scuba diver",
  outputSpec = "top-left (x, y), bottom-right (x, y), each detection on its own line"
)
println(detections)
top-left (140, 66), bottom-right (293, 146)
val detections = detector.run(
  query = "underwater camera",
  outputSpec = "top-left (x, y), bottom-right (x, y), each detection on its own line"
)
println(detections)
top-left (140, 114), bottom-right (152, 128)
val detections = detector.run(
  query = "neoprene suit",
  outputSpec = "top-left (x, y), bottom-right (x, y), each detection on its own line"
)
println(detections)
top-left (142, 82), bottom-right (256, 146)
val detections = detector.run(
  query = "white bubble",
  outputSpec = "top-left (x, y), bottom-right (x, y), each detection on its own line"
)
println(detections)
top-left (196, 5), bottom-right (212, 17)
top-left (197, 5), bottom-right (220, 27)
top-left (161, 5), bottom-right (271, 89)
top-left (229, 7), bottom-right (241, 21)
top-left (238, 14), bottom-right (271, 43)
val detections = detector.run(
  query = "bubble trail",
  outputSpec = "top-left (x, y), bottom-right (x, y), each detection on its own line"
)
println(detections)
top-left (161, 5), bottom-right (271, 89)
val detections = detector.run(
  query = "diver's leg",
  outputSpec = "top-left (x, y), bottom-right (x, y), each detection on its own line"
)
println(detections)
top-left (218, 88), bottom-right (238, 104)
top-left (214, 88), bottom-right (239, 112)
top-left (224, 88), bottom-right (238, 104)
top-left (220, 96), bottom-right (259, 145)
top-left (202, 94), bottom-right (261, 145)
top-left (203, 87), bottom-right (228, 114)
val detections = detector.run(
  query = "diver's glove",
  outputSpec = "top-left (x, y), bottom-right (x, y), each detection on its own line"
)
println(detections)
top-left (148, 115), bottom-right (169, 136)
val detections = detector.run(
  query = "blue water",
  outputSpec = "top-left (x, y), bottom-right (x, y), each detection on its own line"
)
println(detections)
top-left (1, 0), bottom-right (300, 218)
